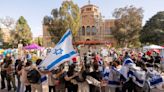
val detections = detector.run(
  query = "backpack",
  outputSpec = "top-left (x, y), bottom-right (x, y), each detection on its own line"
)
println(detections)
top-left (27, 69), bottom-right (41, 83)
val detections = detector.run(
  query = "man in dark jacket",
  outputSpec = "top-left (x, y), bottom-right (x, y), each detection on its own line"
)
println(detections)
top-left (89, 63), bottom-right (102, 92)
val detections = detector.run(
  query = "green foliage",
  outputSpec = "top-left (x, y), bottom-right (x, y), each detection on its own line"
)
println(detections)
top-left (0, 16), bottom-right (15, 47)
top-left (0, 16), bottom-right (15, 29)
top-left (43, 1), bottom-right (80, 44)
top-left (13, 16), bottom-right (33, 46)
top-left (34, 37), bottom-right (43, 46)
top-left (140, 11), bottom-right (164, 45)
top-left (111, 5), bottom-right (143, 47)
top-left (0, 28), bottom-right (3, 42)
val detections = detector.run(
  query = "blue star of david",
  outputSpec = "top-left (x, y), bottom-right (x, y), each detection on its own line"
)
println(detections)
top-left (53, 48), bottom-right (63, 55)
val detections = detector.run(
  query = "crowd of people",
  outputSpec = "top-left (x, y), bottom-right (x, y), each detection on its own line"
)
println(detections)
top-left (0, 46), bottom-right (164, 92)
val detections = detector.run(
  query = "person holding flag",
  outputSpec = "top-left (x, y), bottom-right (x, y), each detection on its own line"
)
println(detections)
top-left (39, 29), bottom-right (78, 71)
top-left (39, 29), bottom-right (78, 92)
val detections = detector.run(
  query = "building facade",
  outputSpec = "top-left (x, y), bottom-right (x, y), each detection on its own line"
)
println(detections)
top-left (78, 4), bottom-right (101, 41)
top-left (77, 4), bottom-right (115, 45)
top-left (43, 2), bottom-right (116, 47)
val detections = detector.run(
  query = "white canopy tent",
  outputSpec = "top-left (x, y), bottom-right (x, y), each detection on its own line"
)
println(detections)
top-left (143, 45), bottom-right (164, 50)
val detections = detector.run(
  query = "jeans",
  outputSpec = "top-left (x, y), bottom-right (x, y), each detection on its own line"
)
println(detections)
top-left (1, 71), bottom-right (6, 89)
top-left (49, 85), bottom-right (56, 92)
top-left (6, 74), bottom-right (12, 91)
top-left (16, 74), bottom-right (21, 92)
top-left (122, 78), bottom-right (137, 92)
top-left (25, 85), bottom-right (31, 92)
top-left (11, 74), bottom-right (16, 90)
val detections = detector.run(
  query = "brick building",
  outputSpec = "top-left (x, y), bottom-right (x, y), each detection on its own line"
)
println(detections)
top-left (43, 2), bottom-right (116, 47)
top-left (76, 3), bottom-right (115, 45)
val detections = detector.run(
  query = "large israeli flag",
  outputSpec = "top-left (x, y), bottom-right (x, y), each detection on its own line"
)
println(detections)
top-left (40, 29), bottom-right (77, 70)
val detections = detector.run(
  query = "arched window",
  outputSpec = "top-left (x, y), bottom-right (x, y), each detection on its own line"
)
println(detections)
top-left (82, 26), bottom-right (85, 35)
top-left (92, 26), bottom-right (96, 35)
top-left (86, 26), bottom-right (90, 35)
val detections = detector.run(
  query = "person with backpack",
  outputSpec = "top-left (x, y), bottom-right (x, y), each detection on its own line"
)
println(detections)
top-left (27, 59), bottom-right (42, 92)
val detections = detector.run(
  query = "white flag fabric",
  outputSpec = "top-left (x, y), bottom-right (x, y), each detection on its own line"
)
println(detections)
top-left (40, 29), bottom-right (77, 70)
top-left (119, 58), bottom-right (134, 79)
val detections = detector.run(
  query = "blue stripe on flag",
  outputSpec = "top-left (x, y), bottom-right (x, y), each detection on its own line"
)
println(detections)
top-left (108, 81), bottom-right (120, 85)
top-left (135, 77), bottom-right (144, 84)
top-left (47, 51), bottom-right (76, 70)
top-left (104, 72), bottom-right (109, 77)
top-left (128, 70), bottom-right (144, 85)
top-left (112, 67), bottom-right (120, 74)
top-left (149, 77), bottom-right (163, 86)
top-left (128, 71), bottom-right (134, 77)
top-left (57, 30), bottom-right (71, 45)
top-left (41, 76), bottom-right (47, 82)
top-left (124, 60), bottom-right (133, 65)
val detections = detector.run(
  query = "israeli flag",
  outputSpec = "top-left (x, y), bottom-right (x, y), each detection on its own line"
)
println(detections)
top-left (148, 73), bottom-right (163, 88)
top-left (123, 58), bottom-right (134, 66)
top-left (103, 67), bottom-right (110, 80)
top-left (108, 67), bottom-right (121, 87)
top-left (119, 58), bottom-right (134, 79)
top-left (40, 29), bottom-right (78, 70)
top-left (127, 70), bottom-right (145, 87)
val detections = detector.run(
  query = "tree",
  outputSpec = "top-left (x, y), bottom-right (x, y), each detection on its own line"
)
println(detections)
top-left (140, 11), bottom-right (164, 45)
top-left (60, 1), bottom-right (81, 37)
top-left (43, 1), bottom-right (80, 44)
top-left (111, 5), bottom-right (143, 47)
top-left (0, 28), bottom-right (3, 42)
top-left (0, 16), bottom-right (15, 48)
top-left (13, 16), bottom-right (32, 46)
top-left (0, 16), bottom-right (15, 29)
top-left (34, 37), bottom-right (43, 46)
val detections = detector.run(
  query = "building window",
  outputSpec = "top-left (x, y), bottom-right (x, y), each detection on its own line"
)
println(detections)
top-left (91, 15), bottom-right (94, 18)
top-left (94, 8), bottom-right (97, 12)
top-left (82, 26), bottom-right (85, 35)
top-left (105, 29), bottom-right (111, 34)
top-left (92, 26), bottom-right (96, 35)
top-left (81, 9), bottom-right (85, 13)
top-left (86, 26), bottom-right (90, 35)
top-left (86, 8), bottom-right (91, 11)
top-left (82, 15), bottom-right (87, 19)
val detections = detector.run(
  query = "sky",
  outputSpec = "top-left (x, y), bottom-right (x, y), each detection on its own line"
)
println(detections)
top-left (0, 0), bottom-right (164, 37)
